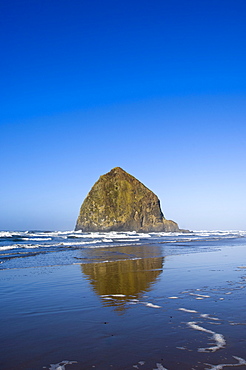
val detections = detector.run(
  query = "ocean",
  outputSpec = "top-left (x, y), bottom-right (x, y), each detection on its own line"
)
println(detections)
top-left (1, 230), bottom-right (246, 369)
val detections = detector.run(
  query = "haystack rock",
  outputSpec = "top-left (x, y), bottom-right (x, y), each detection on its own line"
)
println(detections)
top-left (75, 167), bottom-right (180, 232)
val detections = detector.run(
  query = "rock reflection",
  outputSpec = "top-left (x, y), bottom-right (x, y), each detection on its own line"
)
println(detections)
top-left (80, 245), bottom-right (164, 312)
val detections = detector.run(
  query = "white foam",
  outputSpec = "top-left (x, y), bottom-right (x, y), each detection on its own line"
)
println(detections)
top-left (193, 230), bottom-right (246, 236)
top-left (190, 293), bottom-right (210, 298)
top-left (22, 244), bottom-right (42, 249)
top-left (66, 231), bottom-right (148, 240)
top-left (187, 321), bottom-right (226, 352)
top-left (26, 231), bottom-right (64, 237)
top-left (49, 360), bottom-right (77, 370)
top-left (22, 237), bottom-right (52, 241)
top-left (200, 314), bottom-right (219, 321)
top-left (110, 294), bottom-right (126, 297)
top-left (0, 231), bottom-right (18, 237)
top-left (101, 294), bottom-right (126, 297)
top-left (143, 302), bottom-right (162, 309)
top-left (229, 322), bottom-right (246, 326)
top-left (58, 240), bottom-right (100, 246)
top-left (168, 296), bottom-right (179, 299)
top-left (179, 308), bottom-right (198, 313)
top-left (204, 356), bottom-right (246, 370)
top-left (101, 297), bottom-right (113, 300)
top-left (199, 333), bottom-right (226, 352)
top-left (187, 321), bottom-right (214, 334)
top-left (0, 243), bottom-right (47, 250)
top-left (153, 363), bottom-right (168, 370)
top-left (0, 245), bottom-right (18, 251)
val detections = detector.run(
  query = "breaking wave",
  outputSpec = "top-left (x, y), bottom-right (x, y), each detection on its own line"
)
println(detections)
top-left (0, 229), bottom-right (245, 269)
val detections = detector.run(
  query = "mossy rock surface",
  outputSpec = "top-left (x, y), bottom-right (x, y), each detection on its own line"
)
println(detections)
top-left (75, 167), bottom-right (180, 232)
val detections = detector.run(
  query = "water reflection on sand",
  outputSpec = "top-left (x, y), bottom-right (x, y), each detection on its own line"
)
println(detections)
top-left (80, 244), bottom-right (164, 311)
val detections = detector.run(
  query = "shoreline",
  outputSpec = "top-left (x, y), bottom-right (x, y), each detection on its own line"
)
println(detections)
top-left (1, 241), bottom-right (246, 369)
top-left (0, 233), bottom-right (246, 370)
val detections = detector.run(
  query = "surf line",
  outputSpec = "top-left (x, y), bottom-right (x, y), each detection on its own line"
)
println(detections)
top-left (205, 356), bottom-right (246, 370)
top-left (187, 321), bottom-right (226, 352)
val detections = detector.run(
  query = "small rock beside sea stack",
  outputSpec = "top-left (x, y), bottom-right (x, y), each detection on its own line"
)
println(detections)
top-left (75, 167), bottom-right (181, 232)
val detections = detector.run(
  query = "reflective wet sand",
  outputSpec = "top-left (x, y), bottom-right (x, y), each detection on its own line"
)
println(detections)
top-left (0, 242), bottom-right (246, 369)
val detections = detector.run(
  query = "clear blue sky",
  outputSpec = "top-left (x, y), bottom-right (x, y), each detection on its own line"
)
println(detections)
top-left (1, 0), bottom-right (246, 231)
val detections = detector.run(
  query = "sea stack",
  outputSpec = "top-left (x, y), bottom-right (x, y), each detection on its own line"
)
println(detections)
top-left (75, 167), bottom-right (180, 232)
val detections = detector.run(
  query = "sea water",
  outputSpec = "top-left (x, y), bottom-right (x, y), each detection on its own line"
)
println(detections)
top-left (0, 230), bottom-right (246, 369)
top-left (1, 230), bottom-right (245, 270)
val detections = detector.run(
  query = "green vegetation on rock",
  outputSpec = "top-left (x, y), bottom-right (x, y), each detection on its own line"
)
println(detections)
top-left (75, 167), bottom-right (180, 232)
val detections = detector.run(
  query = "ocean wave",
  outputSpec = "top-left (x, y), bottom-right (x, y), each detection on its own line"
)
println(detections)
top-left (1, 229), bottom-right (245, 239)
top-left (57, 240), bottom-right (101, 246)
top-left (0, 230), bottom-right (245, 264)
top-left (65, 232), bottom-right (149, 239)
top-left (0, 243), bottom-right (44, 251)
top-left (21, 237), bottom-right (52, 241)
top-left (0, 245), bottom-right (18, 251)
top-left (193, 230), bottom-right (246, 236)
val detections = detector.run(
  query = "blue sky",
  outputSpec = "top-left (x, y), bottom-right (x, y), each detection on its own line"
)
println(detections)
top-left (1, 0), bottom-right (246, 231)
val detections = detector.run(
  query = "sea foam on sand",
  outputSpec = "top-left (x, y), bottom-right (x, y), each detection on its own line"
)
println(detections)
top-left (187, 321), bottom-right (226, 352)
top-left (205, 356), bottom-right (246, 370)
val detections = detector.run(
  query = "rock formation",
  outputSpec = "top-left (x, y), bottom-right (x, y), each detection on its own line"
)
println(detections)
top-left (75, 167), bottom-right (180, 232)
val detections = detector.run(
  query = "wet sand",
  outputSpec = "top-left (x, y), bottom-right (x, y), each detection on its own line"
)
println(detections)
top-left (1, 243), bottom-right (246, 369)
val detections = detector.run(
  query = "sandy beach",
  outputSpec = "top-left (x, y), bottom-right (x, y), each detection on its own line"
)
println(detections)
top-left (0, 231), bottom-right (246, 369)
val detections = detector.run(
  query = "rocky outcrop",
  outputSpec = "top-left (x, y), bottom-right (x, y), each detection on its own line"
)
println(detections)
top-left (75, 167), bottom-right (180, 232)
